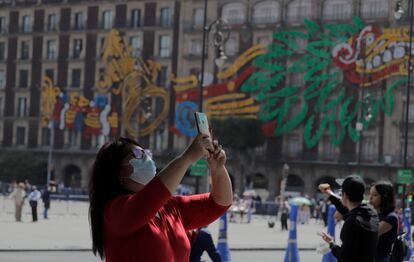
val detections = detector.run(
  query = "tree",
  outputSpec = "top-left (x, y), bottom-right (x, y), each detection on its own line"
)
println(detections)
top-left (211, 118), bottom-right (265, 194)
top-left (0, 152), bottom-right (47, 185)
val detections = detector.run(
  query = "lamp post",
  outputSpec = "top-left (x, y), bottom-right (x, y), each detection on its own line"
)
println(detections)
top-left (46, 120), bottom-right (55, 188)
top-left (195, 1), bottom-right (229, 194)
top-left (395, 0), bottom-right (414, 208)
top-left (280, 163), bottom-right (290, 200)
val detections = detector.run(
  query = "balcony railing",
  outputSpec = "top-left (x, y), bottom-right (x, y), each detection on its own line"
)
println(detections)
top-left (361, 10), bottom-right (389, 19)
top-left (251, 16), bottom-right (280, 26)
top-left (182, 20), bottom-right (206, 32)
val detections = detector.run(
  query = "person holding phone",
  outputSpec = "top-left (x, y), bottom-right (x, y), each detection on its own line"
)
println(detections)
top-left (318, 175), bottom-right (379, 262)
top-left (88, 133), bottom-right (232, 261)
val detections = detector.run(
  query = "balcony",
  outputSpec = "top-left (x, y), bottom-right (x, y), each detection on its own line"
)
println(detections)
top-left (157, 18), bottom-right (173, 28)
top-left (361, 10), bottom-right (389, 20)
top-left (251, 16), bottom-right (280, 27)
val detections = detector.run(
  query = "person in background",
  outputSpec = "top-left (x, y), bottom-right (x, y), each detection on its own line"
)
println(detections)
top-left (28, 186), bottom-right (42, 222)
top-left (369, 181), bottom-right (398, 262)
top-left (189, 227), bottom-right (222, 262)
top-left (88, 135), bottom-right (232, 261)
top-left (319, 175), bottom-right (379, 262)
top-left (280, 201), bottom-right (290, 231)
top-left (42, 186), bottom-right (51, 219)
top-left (9, 182), bottom-right (26, 222)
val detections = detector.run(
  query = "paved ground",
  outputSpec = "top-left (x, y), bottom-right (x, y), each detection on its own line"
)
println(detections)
top-left (0, 196), bottom-right (335, 261)
top-left (0, 250), bottom-right (323, 262)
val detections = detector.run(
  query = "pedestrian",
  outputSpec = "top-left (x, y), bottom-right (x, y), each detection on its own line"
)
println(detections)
top-left (319, 175), bottom-right (379, 262)
top-left (189, 227), bottom-right (222, 262)
top-left (280, 201), bottom-right (289, 231)
top-left (42, 186), bottom-right (51, 219)
top-left (368, 181), bottom-right (398, 262)
top-left (28, 186), bottom-right (41, 222)
top-left (88, 135), bottom-right (232, 261)
top-left (9, 182), bottom-right (25, 222)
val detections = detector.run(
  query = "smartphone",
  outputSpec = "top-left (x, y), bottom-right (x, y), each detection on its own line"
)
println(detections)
top-left (194, 112), bottom-right (210, 136)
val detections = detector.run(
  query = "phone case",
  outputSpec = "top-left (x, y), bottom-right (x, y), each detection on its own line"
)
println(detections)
top-left (194, 112), bottom-right (210, 135)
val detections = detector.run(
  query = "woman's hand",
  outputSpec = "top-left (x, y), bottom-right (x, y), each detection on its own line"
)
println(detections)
top-left (182, 134), bottom-right (213, 163)
top-left (320, 232), bottom-right (334, 244)
top-left (207, 140), bottom-right (226, 171)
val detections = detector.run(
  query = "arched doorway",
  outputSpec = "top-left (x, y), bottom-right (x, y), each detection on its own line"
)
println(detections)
top-left (285, 174), bottom-right (304, 195)
top-left (315, 176), bottom-right (341, 191)
top-left (253, 173), bottom-right (268, 189)
top-left (63, 164), bottom-right (82, 188)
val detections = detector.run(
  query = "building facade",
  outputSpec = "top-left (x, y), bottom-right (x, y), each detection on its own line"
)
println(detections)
top-left (0, 0), bottom-right (410, 200)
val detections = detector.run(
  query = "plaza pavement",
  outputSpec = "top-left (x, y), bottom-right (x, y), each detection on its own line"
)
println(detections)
top-left (0, 196), bottom-right (330, 256)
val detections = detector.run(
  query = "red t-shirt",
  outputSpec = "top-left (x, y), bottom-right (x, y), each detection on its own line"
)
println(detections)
top-left (103, 176), bottom-right (230, 262)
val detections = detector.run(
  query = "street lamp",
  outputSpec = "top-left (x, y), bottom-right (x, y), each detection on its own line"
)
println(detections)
top-left (199, 10), bottom-right (230, 111)
top-left (46, 120), bottom-right (55, 188)
top-left (395, 0), bottom-right (414, 208)
top-left (195, 1), bottom-right (230, 194)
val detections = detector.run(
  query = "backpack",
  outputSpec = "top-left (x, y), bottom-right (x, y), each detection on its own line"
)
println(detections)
top-left (391, 232), bottom-right (408, 262)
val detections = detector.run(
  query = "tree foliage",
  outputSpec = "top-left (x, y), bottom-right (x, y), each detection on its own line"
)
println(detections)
top-left (210, 118), bottom-right (265, 152)
top-left (0, 152), bottom-right (47, 185)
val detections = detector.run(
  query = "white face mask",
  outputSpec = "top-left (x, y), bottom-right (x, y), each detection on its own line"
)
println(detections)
top-left (128, 156), bottom-right (157, 185)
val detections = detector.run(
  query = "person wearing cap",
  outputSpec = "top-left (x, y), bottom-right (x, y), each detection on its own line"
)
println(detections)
top-left (319, 175), bottom-right (379, 262)
top-left (88, 135), bottom-right (232, 262)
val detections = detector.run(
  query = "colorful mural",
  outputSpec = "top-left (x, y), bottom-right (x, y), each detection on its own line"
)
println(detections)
top-left (41, 29), bottom-right (170, 138)
top-left (171, 45), bottom-right (266, 137)
top-left (241, 17), bottom-right (408, 148)
top-left (40, 76), bottom-right (118, 137)
top-left (96, 30), bottom-right (170, 137)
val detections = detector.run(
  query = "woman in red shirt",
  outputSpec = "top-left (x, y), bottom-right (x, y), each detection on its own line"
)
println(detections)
top-left (89, 134), bottom-right (232, 261)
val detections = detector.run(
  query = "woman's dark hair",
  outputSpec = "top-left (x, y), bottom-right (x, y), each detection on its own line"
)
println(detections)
top-left (89, 137), bottom-right (140, 259)
top-left (373, 181), bottom-right (396, 214)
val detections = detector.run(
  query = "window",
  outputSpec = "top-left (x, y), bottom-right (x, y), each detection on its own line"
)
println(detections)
top-left (74, 12), bottom-right (85, 30)
top-left (159, 35), bottom-right (171, 57)
top-left (16, 126), bottom-right (26, 145)
top-left (256, 36), bottom-right (272, 46)
top-left (47, 14), bottom-right (58, 32)
top-left (17, 97), bottom-right (27, 117)
top-left (19, 70), bottom-right (29, 88)
top-left (131, 9), bottom-right (141, 27)
top-left (46, 40), bottom-right (57, 60)
top-left (129, 36), bottom-right (141, 58)
top-left (361, 137), bottom-right (375, 161)
top-left (287, 0), bottom-right (313, 22)
top-left (286, 134), bottom-right (300, 157)
top-left (322, 136), bottom-right (337, 160)
top-left (102, 10), bottom-right (113, 29)
top-left (73, 39), bottom-right (83, 58)
top-left (157, 66), bottom-right (168, 87)
top-left (45, 69), bottom-right (54, 81)
top-left (22, 15), bottom-right (32, 33)
top-left (0, 97), bottom-right (3, 116)
top-left (160, 7), bottom-right (171, 27)
top-left (68, 130), bottom-right (79, 147)
top-left (193, 8), bottom-right (204, 28)
top-left (21, 41), bottom-right (30, 60)
top-left (0, 70), bottom-right (5, 89)
top-left (407, 102), bottom-right (414, 123)
top-left (252, 1), bottom-right (280, 24)
top-left (41, 127), bottom-right (51, 146)
top-left (290, 72), bottom-right (304, 86)
top-left (224, 37), bottom-right (238, 56)
top-left (189, 39), bottom-right (202, 56)
top-left (0, 42), bottom-right (4, 60)
top-left (0, 16), bottom-right (6, 33)
top-left (222, 3), bottom-right (246, 25)
top-left (361, 0), bottom-right (389, 19)
top-left (322, 0), bottom-right (352, 20)
top-left (71, 69), bottom-right (81, 88)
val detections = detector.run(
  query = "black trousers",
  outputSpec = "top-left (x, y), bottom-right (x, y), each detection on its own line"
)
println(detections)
top-left (29, 200), bottom-right (38, 222)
